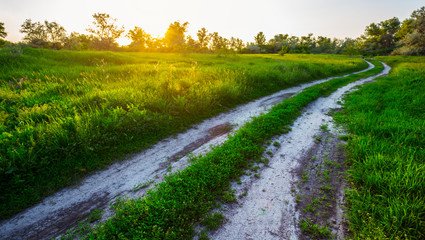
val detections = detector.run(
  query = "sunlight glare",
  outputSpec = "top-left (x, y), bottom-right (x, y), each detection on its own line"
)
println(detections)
top-left (116, 36), bottom-right (131, 46)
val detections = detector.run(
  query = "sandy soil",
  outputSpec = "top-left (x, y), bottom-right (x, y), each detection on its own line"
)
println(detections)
top-left (0, 64), bottom-right (374, 240)
top-left (209, 62), bottom-right (390, 240)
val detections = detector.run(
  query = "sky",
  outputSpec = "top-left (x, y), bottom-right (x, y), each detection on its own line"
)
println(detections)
top-left (1, 0), bottom-right (424, 46)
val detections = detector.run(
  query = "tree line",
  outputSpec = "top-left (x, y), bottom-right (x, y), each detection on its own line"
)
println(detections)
top-left (0, 6), bottom-right (424, 56)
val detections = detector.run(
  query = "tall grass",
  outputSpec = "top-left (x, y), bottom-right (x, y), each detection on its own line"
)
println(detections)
top-left (0, 47), bottom-right (366, 218)
top-left (335, 56), bottom-right (425, 239)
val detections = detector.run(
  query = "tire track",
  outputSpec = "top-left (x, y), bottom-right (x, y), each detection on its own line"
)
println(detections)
top-left (210, 62), bottom-right (390, 240)
top-left (0, 63), bottom-right (373, 240)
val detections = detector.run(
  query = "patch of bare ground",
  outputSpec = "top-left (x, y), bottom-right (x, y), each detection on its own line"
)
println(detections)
top-left (294, 122), bottom-right (349, 240)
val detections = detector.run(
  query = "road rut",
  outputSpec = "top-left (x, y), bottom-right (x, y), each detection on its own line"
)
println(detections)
top-left (0, 63), bottom-right (374, 240)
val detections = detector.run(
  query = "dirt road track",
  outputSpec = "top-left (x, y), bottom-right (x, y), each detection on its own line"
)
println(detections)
top-left (211, 62), bottom-right (390, 240)
top-left (0, 63), bottom-right (375, 240)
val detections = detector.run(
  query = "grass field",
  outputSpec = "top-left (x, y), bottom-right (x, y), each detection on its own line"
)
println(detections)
top-left (335, 56), bottom-right (425, 239)
top-left (86, 61), bottom-right (384, 239)
top-left (0, 48), bottom-right (367, 218)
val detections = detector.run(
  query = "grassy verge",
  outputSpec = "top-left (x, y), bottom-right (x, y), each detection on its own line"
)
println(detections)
top-left (0, 48), bottom-right (367, 218)
top-left (334, 56), bottom-right (425, 239)
top-left (87, 61), bottom-right (384, 239)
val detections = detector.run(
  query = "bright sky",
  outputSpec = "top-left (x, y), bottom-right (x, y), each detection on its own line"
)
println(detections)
top-left (1, 0), bottom-right (423, 46)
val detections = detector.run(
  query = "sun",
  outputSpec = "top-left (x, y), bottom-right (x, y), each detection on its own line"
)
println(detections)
top-left (116, 36), bottom-right (131, 46)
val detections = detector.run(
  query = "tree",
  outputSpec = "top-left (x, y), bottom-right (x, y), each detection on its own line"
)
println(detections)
top-left (209, 32), bottom-right (222, 52)
top-left (44, 21), bottom-right (66, 49)
top-left (127, 26), bottom-right (151, 51)
top-left (0, 22), bottom-right (7, 39)
top-left (360, 17), bottom-right (400, 55)
top-left (394, 6), bottom-right (425, 55)
top-left (20, 19), bottom-right (47, 46)
top-left (315, 36), bottom-right (332, 53)
top-left (197, 27), bottom-right (210, 52)
top-left (164, 21), bottom-right (189, 51)
top-left (186, 35), bottom-right (199, 52)
top-left (44, 21), bottom-right (66, 42)
top-left (20, 19), bottom-right (66, 48)
top-left (254, 32), bottom-right (266, 45)
top-left (87, 13), bottom-right (124, 50)
top-left (341, 38), bottom-right (360, 56)
top-left (230, 37), bottom-right (244, 52)
top-left (63, 32), bottom-right (92, 50)
top-left (395, 19), bottom-right (414, 40)
top-left (278, 43), bottom-right (289, 56)
top-left (268, 34), bottom-right (289, 52)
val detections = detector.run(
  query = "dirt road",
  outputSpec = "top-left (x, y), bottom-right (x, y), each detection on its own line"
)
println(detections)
top-left (0, 63), bottom-right (375, 240)
top-left (210, 62), bottom-right (390, 239)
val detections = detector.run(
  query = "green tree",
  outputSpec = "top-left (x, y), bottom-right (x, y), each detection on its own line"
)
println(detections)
top-left (44, 21), bottom-right (66, 42)
top-left (0, 22), bottom-right (7, 39)
top-left (341, 38), bottom-right (360, 56)
top-left (197, 27), bottom-right (210, 52)
top-left (395, 6), bottom-right (425, 55)
top-left (360, 17), bottom-right (400, 55)
top-left (63, 32), bottom-right (92, 50)
top-left (230, 37), bottom-right (244, 52)
top-left (395, 19), bottom-right (414, 40)
top-left (209, 32), bottom-right (221, 52)
top-left (186, 35), bottom-right (199, 52)
top-left (127, 26), bottom-right (151, 51)
top-left (20, 19), bottom-right (66, 48)
top-left (44, 20), bottom-right (66, 49)
top-left (208, 32), bottom-right (230, 54)
top-left (268, 34), bottom-right (289, 52)
top-left (20, 19), bottom-right (47, 46)
top-left (87, 13), bottom-right (124, 50)
top-left (254, 32), bottom-right (266, 45)
top-left (278, 43), bottom-right (289, 56)
top-left (164, 21), bottom-right (189, 52)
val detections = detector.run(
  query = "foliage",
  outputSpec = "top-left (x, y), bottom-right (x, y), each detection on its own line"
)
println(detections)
top-left (358, 17), bottom-right (401, 55)
top-left (0, 22), bottom-right (7, 39)
top-left (0, 49), bottom-right (366, 219)
top-left (278, 44), bottom-right (289, 56)
top-left (202, 212), bottom-right (226, 231)
top-left (164, 21), bottom-right (189, 52)
top-left (86, 13), bottom-right (124, 50)
top-left (254, 32), bottom-right (266, 46)
top-left (62, 32), bottom-right (92, 51)
top-left (393, 7), bottom-right (425, 56)
top-left (335, 56), bottom-right (425, 239)
top-left (8, 6), bottom-right (425, 55)
top-left (20, 19), bottom-right (66, 49)
top-left (126, 26), bottom-right (151, 51)
top-left (197, 27), bottom-right (210, 52)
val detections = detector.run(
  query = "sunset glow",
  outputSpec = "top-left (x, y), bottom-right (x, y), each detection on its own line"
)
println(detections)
top-left (1, 0), bottom-right (423, 44)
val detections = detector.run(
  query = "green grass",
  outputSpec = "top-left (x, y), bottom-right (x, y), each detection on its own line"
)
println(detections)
top-left (86, 61), bottom-right (384, 239)
top-left (201, 212), bottom-right (226, 231)
top-left (0, 47), bottom-right (367, 219)
top-left (300, 217), bottom-right (333, 238)
top-left (334, 56), bottom-right (425, 239)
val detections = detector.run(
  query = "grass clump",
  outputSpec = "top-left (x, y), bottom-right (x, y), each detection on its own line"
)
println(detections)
top-left (300, 218), bottom-right (333, 238)
top-left (202, 212), bottom-right (226, 231)
top-left (132, 180), bottom-right (154, 192)
top-left (335, 56), bottom-right (425, 239)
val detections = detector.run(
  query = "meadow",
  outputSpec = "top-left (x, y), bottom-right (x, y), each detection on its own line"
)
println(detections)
top-left (335, 56), bottom-right (425, 239)
top-left (0, 47), bottom-right (366, 218)
top-left (87, 61), bottom-right (384, 239)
